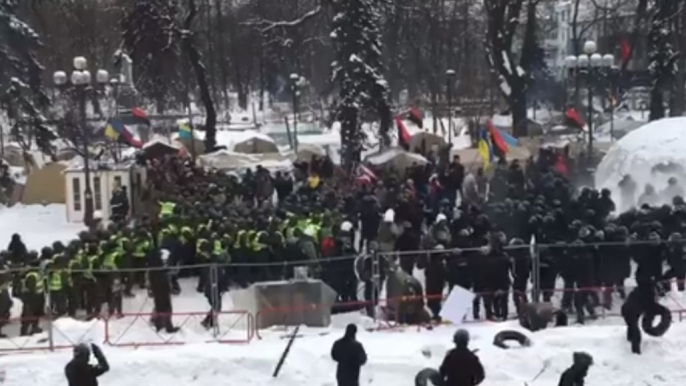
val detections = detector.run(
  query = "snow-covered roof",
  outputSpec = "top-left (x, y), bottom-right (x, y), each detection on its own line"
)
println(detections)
top-left (64, 160), bottom-right (139, 173)
top-left (365, 148), bottom-right (428, 167)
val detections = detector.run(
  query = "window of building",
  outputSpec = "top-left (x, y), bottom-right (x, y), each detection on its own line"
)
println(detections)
top-left (73, 178), bottom-right (81, 211)
top-left (93, 176), bottom-right (102, 210)
top-left (114, 176), bottom-right (122, 189)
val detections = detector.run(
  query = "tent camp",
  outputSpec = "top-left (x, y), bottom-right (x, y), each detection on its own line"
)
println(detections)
top-left (198, 150), bottom-right (292, 172)
top-left (453, 146), bottom-right (531, 168)
top-left (409, 131), bottom-right (446, 153)
top-left (20, 161), bottom-right (69, 205)
top-left (291, 143), bottom-right (327, 163)
top-left (173, 132), bottom-right (206, 155)
top-left (366, 148), bottom-right (428, 172)
top-left (142, 140), bottom-right (182, 159)
top-left (231, 131), bottom-right (279, 154)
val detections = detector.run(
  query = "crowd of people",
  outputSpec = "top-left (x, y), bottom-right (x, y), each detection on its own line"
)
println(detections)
top-left (0, 142), bottom-right (683, 354)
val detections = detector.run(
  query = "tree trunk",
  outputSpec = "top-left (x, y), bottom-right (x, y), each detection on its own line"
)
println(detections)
top-left (182, 0), bottom-right (217, 151)
top-left (671, 3), bottom-right (686, 116)
top-left (650, 88), bottom-right (665, 120)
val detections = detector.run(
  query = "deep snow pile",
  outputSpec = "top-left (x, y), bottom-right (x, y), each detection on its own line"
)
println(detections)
top-left (595, 117), bottom-right (686, 207)
top-left (3, 319), bottom-right (686, 386)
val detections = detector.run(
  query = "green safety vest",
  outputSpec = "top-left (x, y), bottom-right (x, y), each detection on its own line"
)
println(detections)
top-left (98, 240), bottom-right (107, 255)
top-left (134, 240), bottom-right (150, 258)
top-left (212, 240), bottom-right (224, 255)
top-left (85, 255), bottom-right (99, 280)
top-left (49, 270), bottom-right (63, 291)
top-left (304, 224), bottom-right (320, 241)
top-left (233, 230), bottom-right (246, 249)
top-left (159, 202), bottom-right (176, 217)
top-left (297, 219), bottom-right (310, 231)
top-left (167, 224), bottom-right (179, 236)
top-left (180, 226), bottom-right (194, 244)
top-left (196, 239), bottom-right (210, 260)
top-left (103, 251), bottom-right (119, 270)
top-left (22, 271), bottom-right (43, 293)
top-left (252, 231), bottom-right (268, 252)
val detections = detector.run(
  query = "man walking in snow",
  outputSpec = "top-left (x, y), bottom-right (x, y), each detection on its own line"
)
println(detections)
top-left (331, 324), bottom-right (367, 386)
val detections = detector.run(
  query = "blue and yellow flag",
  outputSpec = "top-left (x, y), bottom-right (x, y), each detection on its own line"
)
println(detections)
top-left (477, 127), bottom-right (493, 168)
top-left (104, 118), bottom-right (142, 148)
top-left (178, 122), bottom-right (192, 139)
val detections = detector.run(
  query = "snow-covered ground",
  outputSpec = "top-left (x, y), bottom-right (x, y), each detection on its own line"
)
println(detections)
top-left (0, 204), bottom-right (85, 251)
top-left (3, 315), bottom-right (686, 386)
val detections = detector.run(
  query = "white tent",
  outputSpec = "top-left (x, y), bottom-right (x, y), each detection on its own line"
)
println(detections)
top-left (199, 150), bottom-right (292, 172)
top-left (366, 148), bottom-right (428, 171)
top-left (223, 131), bottom-right (279, 154)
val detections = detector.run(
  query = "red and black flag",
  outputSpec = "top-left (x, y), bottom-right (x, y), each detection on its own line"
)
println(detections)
top-left (565, 107), bottom-right (586, 131)
top-left (395, 117), bottom-right (412, 150)
top-left (120, 107), bottom-right (152, 126)
top-left (407, 106), bottom-right (423, 128)
top-left (620, 38), bottom-right (631, 66)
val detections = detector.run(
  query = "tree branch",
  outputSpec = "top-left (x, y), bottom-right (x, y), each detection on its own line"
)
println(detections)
top-left (245, 5), bottom-right (323, 33)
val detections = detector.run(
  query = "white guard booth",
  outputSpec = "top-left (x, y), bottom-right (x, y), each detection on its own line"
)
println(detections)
top-left (64, 162), bottom-right (147, 223)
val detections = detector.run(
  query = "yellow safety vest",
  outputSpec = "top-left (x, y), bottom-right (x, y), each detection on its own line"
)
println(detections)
top-left (85, 255), bottom-right (99, 280)
top-left (252, 231), bottom-right (268, 252)
top-left (22, 271), bottom-right (43, 293)
top-left (233, 230), bottom-right (246, 249)
top-left (159, 201), bottom-right (176, 217)
top-left (213, 240), bottom-right (224, 255)
top-left (134, 240), bottom-right (150, 258)
top-left (304, 224), bottom-right (320, 242)
top-left (103, 252), bottom-right (119, 270)
top-left (49, 270), bottom-right (62, 291)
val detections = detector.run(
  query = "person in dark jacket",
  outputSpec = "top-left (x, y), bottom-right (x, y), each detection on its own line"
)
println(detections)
top-left (621, 280), bottom-right (658, 354)
top-left (557, 351), bottom-right (593, 386)
top-left (331, 324), bottom-right (367, 386)
top-left (439, 329), bottom-right (485, 386)
top-left (148, 249), bottom-right (179, 333)
top-left (7, 233), bottom-right (26, 264)
top-left (65, 343), bottom-right (109, 386)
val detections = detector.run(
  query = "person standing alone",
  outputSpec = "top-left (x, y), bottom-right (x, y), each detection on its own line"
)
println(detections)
top-left (331, 324), bottom-right (367, 386)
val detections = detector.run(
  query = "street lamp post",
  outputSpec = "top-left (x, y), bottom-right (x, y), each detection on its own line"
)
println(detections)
top-left (290, 73), bottom-right (299, 153)
top-left (564, 40), bottom-right (614, 160)
top-left (446, 69), bottom-right (456, 144)
top-left (54, 57), bottom-right (109, 225)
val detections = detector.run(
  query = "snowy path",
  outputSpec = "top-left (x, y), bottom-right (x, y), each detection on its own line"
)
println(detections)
top-left (2, 320), bottom-right (686, 386)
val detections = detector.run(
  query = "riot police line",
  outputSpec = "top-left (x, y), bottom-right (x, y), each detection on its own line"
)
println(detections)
top-left (0, 235), bottom-right (681, 345)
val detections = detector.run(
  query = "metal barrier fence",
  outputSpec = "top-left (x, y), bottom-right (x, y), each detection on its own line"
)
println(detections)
top-left (0, 237), bottom-right (683, 351)
top-left (0, 283), bottom-right (684, 352)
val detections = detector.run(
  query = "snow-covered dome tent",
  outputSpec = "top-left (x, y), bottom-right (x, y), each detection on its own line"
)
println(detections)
top-left (595, 117), bottom-right (686, 208)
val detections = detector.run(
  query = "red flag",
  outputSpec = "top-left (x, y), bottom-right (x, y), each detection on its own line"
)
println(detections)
top-left (565, 108), bottom-right (586, 131)
top-left (408, 107), bottom-right (423, 128)
top-left (395, 117), bottom-right (411, 150)
top-left (620, 38), bottom-right (631, 65)
top-left (554, 154), bottom-right (569, 176)
top-left (131, 107), bottom-right (151, 126)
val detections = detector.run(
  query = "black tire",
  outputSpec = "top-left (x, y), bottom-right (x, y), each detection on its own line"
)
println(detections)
top-left (641, 304), bottom-right (672, 337)
top-left (415, 368), bottom-right (443, 386)
top-left (493, 330), bottom-right (532, 349)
